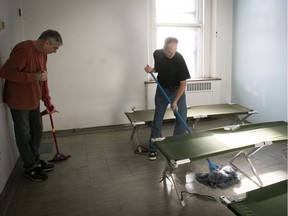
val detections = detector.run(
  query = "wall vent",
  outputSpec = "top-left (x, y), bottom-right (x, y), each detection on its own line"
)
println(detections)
top-left (186, 82), bottom-right (212, 92)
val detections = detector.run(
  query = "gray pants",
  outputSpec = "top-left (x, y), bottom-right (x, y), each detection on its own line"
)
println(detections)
top-left (10, 107), bottom-right (43, 169)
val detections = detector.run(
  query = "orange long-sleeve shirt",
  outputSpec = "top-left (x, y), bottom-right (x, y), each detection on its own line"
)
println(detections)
top-left (0, 40), bottom-right (47, 110)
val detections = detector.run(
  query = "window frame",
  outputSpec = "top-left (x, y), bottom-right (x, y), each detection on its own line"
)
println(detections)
top-left (147, 0), bottom-right (215, 80)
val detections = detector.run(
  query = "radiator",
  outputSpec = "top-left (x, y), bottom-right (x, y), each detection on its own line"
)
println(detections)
top-left (186, 82), bottom-right (212, 92)
top-left (145, 80), bottom-right (221, 109)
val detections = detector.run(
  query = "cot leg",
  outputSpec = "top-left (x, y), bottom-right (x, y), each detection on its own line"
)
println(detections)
top-left (170, 172), bottom-right (186, 206)
top-left (135, 145), bottom-right (148, 154)
top-left (132, 125), bottom-right (148, 155)
top-left (230, 149), bottom-right (263, 187)
top-left (160, 165), bottom-right (217, 206)
top-left (192, 118), bottom-right (201, 131)
top-left (130, 125), bottom-right (137, 140)
top-left (160, 165), bottom-right (186, 206)
top-left (232, 113), bottom-right (253, 125)
top-left (160, 166), bottom-right (170, 182)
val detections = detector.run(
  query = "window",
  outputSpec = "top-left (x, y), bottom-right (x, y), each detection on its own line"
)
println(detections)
top-left (151, 0), bottom-right (204, 78)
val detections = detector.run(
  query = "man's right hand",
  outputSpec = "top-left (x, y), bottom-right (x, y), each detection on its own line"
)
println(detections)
top-left (144, 65), bottom-right (154, 73)
top-left (35, 70), bottom-right (48, 81)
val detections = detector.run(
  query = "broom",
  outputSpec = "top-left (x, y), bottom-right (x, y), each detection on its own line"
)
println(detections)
top-left (41, 81), bottom-right (71, 162)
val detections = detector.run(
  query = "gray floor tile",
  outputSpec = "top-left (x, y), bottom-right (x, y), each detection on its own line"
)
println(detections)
top-left (0, 117), bottom-right (287, 216)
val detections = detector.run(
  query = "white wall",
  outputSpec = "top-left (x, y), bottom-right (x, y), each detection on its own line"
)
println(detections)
top-left (21, 0), bottom-right (235, 131)
top-left (0, 0), bottom-right (22, 194)
top-left (22, 0), bottom-right (149, 131)
top-left (216, 0), bottom-right (233, 103)
top-left (232, 0), bottom-right (287, 122)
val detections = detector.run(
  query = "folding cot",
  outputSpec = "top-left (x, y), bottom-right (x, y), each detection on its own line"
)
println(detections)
top-left (125, 103), bottom-right (257, 154)
top-left (220, 179), bottom-right (287, 216)
top-left (154, 121), bottom-right (287, 206)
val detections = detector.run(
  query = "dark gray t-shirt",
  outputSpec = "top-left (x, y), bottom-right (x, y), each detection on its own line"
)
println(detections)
top-left (153, 49), bottom-right (190, 89)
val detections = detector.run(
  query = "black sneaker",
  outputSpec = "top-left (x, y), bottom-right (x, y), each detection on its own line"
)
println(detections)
top-left (148, 151), bottom-right (157, 161)
top-left (37, 160), bottom-right (54, 172)
top-left (24, 167), bottom-right (48, 182)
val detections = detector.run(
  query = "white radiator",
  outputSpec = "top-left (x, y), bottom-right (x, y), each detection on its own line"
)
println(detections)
top-left (145, 80), bottom-right (221, 109)
top-left (186, 82), bottom-right (212, 92)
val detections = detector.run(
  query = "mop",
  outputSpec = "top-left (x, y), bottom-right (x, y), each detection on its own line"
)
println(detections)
top-left (151, 72), bottom-right (220, 202)
top-left (41, 81), bottom-right (71, 162)
top-left (150, 72), bottom-right (218, 171)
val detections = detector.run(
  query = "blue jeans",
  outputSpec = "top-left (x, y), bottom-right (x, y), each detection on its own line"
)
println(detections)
top-left (148, 86), bottom-right (188, 152)
top-left (10, 107), bottom-right (43, 169)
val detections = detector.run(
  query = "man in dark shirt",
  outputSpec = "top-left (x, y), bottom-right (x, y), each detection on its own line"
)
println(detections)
top-left (144, 37), bottom-right (191, 160)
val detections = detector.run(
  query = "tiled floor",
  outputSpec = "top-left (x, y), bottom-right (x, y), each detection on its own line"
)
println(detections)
top-left (0, 117), bottom-right (287, 216)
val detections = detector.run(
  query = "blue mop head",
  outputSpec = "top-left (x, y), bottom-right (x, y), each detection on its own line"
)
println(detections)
top-left (207, 159), bottom-right (219, 171)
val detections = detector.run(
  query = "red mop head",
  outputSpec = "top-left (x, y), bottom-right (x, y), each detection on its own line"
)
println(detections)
top-left (48, 153), bottom-right (71, 162)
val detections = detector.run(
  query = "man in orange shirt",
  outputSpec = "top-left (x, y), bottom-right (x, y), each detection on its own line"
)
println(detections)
top-left (0, 29), bottom-right (63, 181)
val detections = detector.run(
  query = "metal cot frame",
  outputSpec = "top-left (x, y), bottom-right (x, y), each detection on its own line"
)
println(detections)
top-left (154, 121), bottom-right (287, 207)
top-left (125, 103), bottom-right (257, 154)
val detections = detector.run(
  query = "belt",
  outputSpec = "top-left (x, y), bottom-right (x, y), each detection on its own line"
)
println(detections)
top-left (163, 86), bottom-right (179, 89)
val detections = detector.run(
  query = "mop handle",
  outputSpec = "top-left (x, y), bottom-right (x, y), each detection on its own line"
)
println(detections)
top-left (42, 81), bottom-right (53, 110)
top-left (48, 113), bottom-right (60, 153)
top-left (150, 73), bottom-right (215, 168)
top-left (150, 72), bottom-right (192, 133)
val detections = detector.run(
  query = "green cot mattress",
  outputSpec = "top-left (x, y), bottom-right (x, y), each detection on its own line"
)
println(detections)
top-left (227, 179), bottom-right (287, 216)
top-left (155, 121), bottom-right (287, 161)
top-left (125, 103), bottom-right (253, 123)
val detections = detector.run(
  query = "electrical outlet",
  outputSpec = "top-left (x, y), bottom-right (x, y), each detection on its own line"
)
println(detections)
top-left (0, 20), bottom-right (5, 31)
